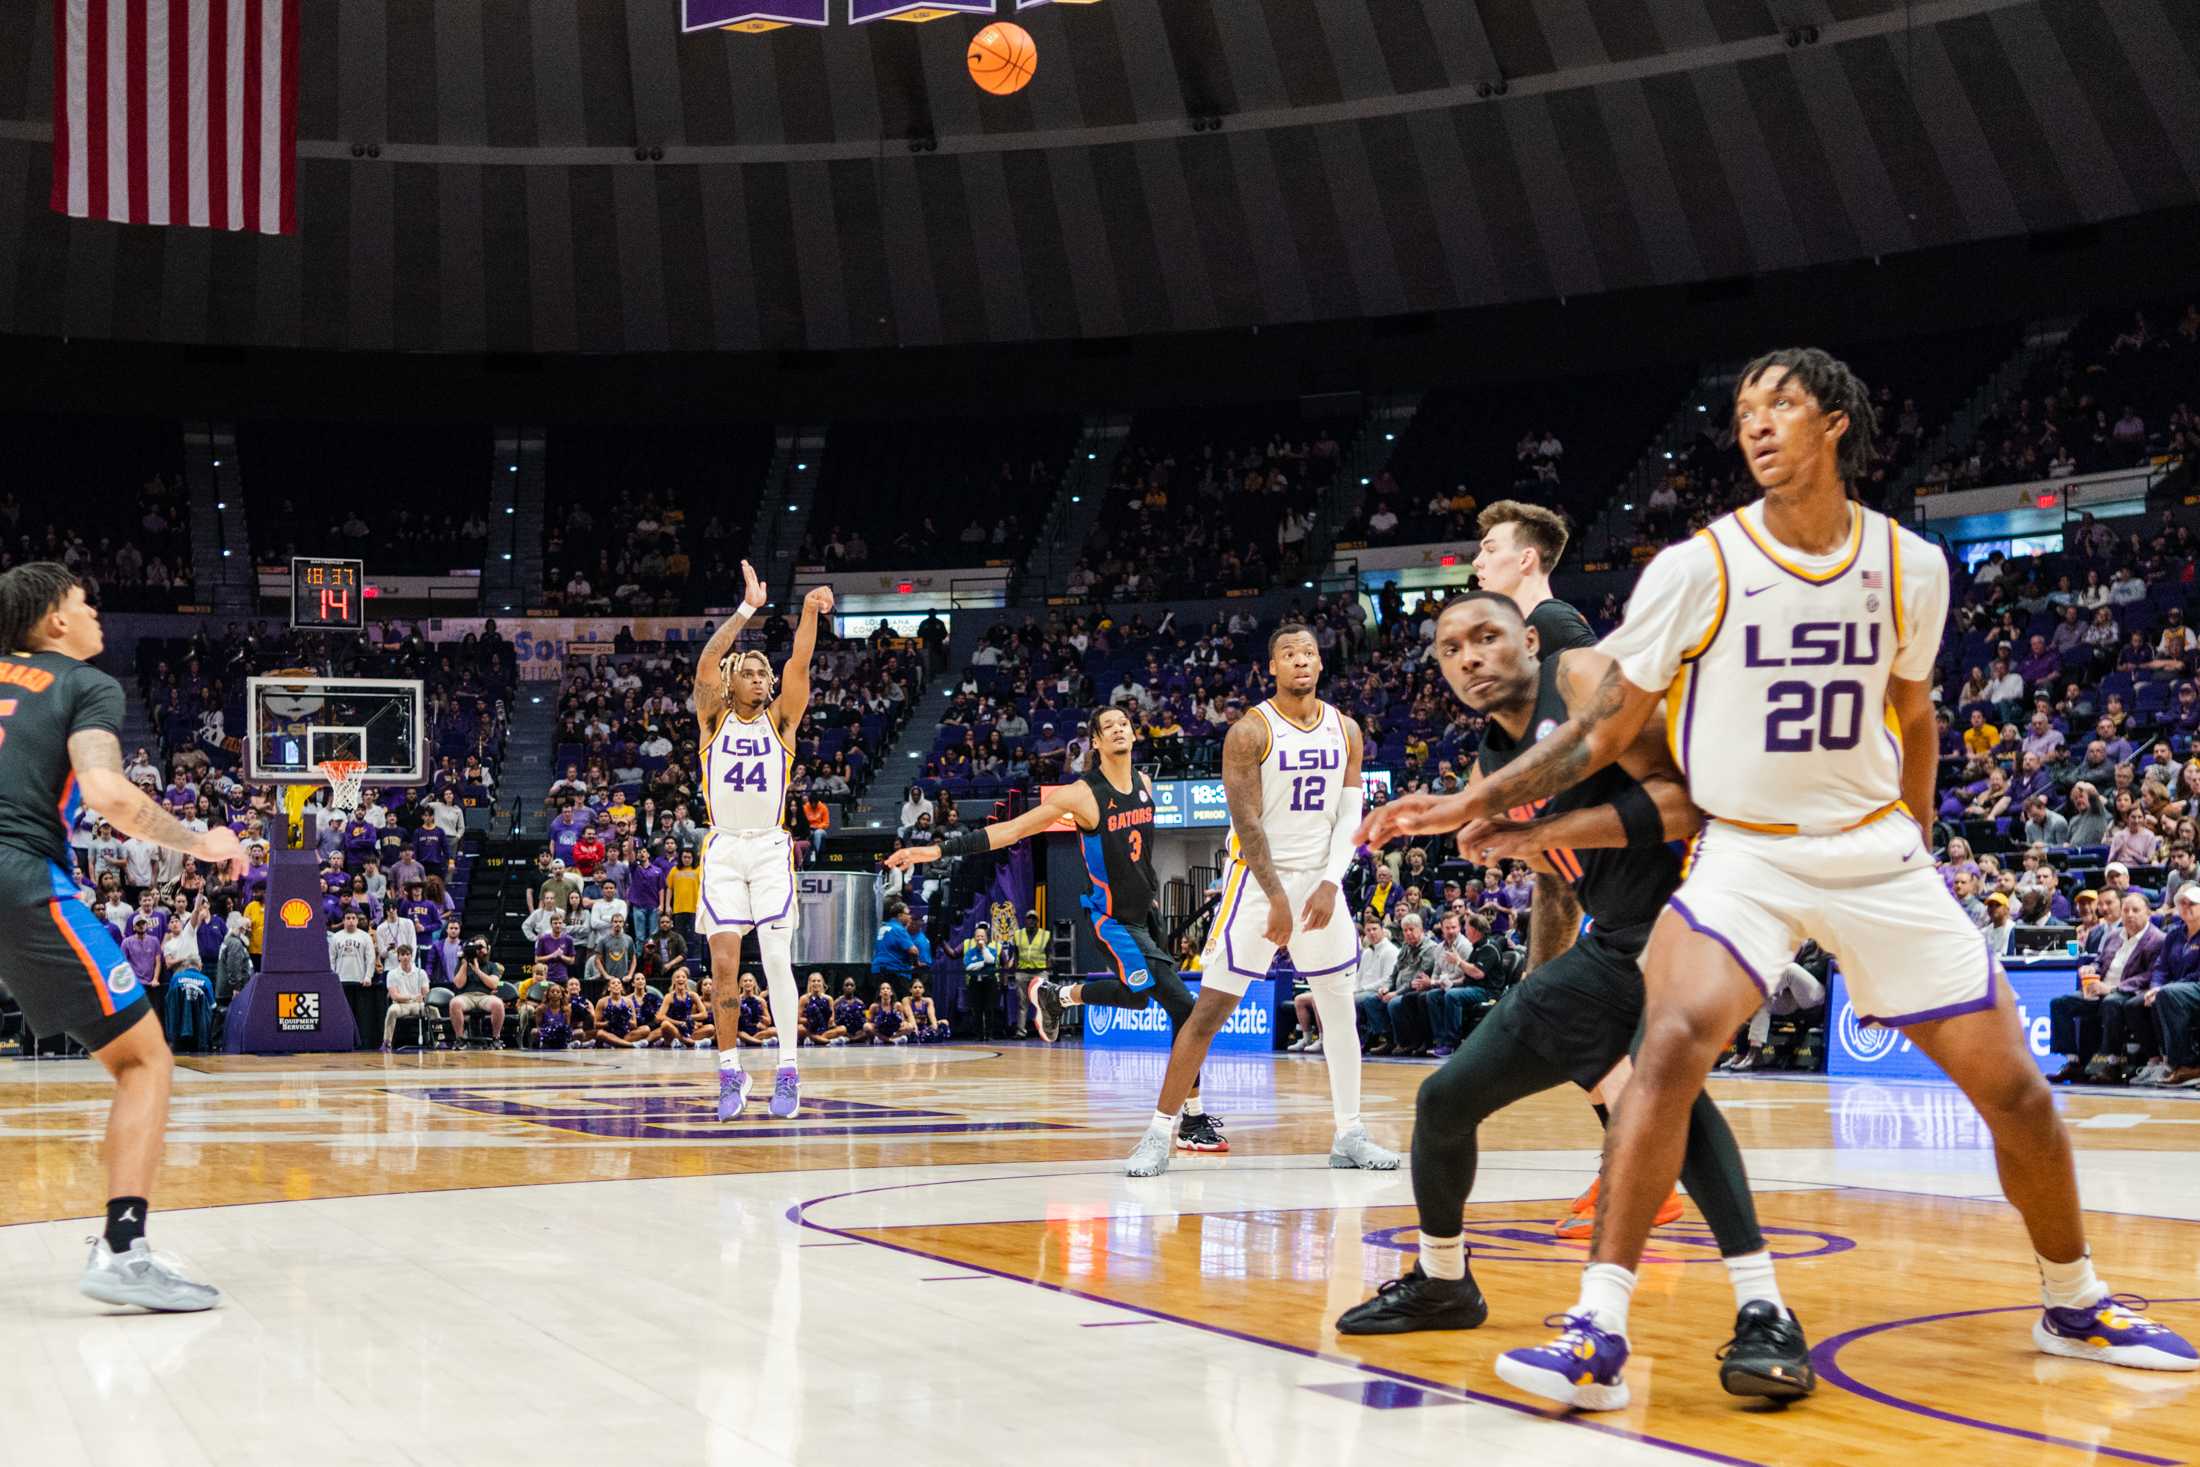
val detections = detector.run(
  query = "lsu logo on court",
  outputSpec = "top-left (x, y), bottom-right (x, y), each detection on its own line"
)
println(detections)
top-left (277, 992), bottom-right (322, 1033)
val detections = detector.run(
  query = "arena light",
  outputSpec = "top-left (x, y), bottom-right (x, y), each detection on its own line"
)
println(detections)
top-left (216, 501), bottom-right (226, 510)
top-left (1070, 495), bottom-right (1081, 503)
top-left (1384, 432), bottom-right (1394, 441)
top-left (212, 458), bottom-right (222, 466)
top-left (1439, 554), bottom-right (1457, 567)
top-left (896, 581), bottom-right (914, 593)
top-left (1360, 476), bottom-right (1370, 485)
top-left (2038, 493), bottom-right (2057, 508)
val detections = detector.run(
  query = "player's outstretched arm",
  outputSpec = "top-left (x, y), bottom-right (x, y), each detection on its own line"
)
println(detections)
top-left (69, 730), bottom-right (247, 878)
top-left (882, 780), bottom-right (1101, 870)
top-left (1222, 716), bottom-right (1293, 947)
top-left (773, 583), bottom-right (835, 741)
top-left (1354, 647), bottom-right (1660, 848)
top-left (692, 560), bottom-right (767, 731)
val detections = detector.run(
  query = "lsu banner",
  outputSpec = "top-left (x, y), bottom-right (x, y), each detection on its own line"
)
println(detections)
top-left (426, 616), bottom-right (719, 680)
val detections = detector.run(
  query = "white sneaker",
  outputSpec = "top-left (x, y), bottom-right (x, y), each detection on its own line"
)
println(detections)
top-left (80, 1237), bottom-right (220, 1313)
top-left (1286, 1036), bottom-right (1309, 1052)
top-left (1306, 1036), bottom-right (1323, 1053)
top-left (1125, 1124), bottom-right (1174, 1178)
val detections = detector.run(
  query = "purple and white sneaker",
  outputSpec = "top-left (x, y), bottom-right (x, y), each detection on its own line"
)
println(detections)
top-left (768, 1065), bottom-right (801, 1119)
top-left (1494, 1313), bottom-right (1632, 1411)
top-left (2035, 1295), bottom-right (2199, 1371)
top-left (717, 1066), bottom-right (752, 1121)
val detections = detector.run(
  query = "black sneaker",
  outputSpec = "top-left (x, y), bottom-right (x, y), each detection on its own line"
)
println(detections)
top-left (1176, 1112), bottom-right (1228, 1152)
top-left (1336, 1263), bottom-right (1489, 1335)
top-left (1717, 1300), bottom-right (1816, 1400)
top-left (1029, 978), bottom-right (1064, 1043)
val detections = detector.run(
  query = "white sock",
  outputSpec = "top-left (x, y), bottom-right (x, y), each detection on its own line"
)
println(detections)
top-left (719, 1051), bottom-right (743, 1075)
top-left (1575, 1262), bottom-right (1637, 1338)
top-left (1149, 1111), bottom-right (1174, 1132)
top-left (757, 930), bottom-right (801, 1068)
top-left (1418, 1232), bottom-right (1465, 1281)
top-left (1183, 1095), bottom-right (1204, 1117)
top-left (1308, 982), bottom-right (1363, 1131)
top-left (2038, 1250), bottom-right (2107, 1309)
top-left (1724, 1249), bottom-right (1785, 1313)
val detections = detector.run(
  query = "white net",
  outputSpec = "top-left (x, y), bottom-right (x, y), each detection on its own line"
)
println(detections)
top-left (318, 759), bottom-right (368, 819)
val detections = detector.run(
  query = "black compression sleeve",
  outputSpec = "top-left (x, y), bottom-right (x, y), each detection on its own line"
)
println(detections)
top-left (1612, 783), bottom-right (1664, 849)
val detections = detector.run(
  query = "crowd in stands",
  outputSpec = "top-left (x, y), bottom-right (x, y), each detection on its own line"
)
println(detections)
top-left (802, 414), bottom-right (1077, 572)
top-left (1069, 407), bottom-right (1345, 600)
top-left (1932, 300), bottom-right (2199, 493)
top-left (542, 424), bottom-right (774, 615)
top-left (243, 420), bottom-right (492, 577)
top-left (3, 413), bottom-right (195, 612)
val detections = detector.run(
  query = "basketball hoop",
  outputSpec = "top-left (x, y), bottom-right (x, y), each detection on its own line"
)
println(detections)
top-left (317, 758), bottom-right (367, 818)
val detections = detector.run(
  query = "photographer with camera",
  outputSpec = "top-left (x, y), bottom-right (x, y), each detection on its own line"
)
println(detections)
top-left (444, 935), bottom-right (508, 1047)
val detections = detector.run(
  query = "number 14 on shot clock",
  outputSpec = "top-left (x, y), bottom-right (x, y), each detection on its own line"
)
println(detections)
top-left (291, 557), bottom-right (366, 632)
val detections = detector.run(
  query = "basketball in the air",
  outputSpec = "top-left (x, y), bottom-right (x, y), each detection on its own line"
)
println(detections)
top-left (968, 22), bottom-right (1036, 96)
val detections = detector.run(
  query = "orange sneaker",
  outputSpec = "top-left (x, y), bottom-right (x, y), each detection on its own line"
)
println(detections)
top-left (1552, 1188), bottom-right (1682, 1239)
top-left (1569, 1176), bottom-right (1599, 1216)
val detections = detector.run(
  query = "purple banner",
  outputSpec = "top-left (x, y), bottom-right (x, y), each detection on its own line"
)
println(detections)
top-left (849, 0), bottom-right (992, 22)
top-left (682, 0), bottom-right (827, 31)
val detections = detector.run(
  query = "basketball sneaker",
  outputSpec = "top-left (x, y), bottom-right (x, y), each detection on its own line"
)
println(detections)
top-left (2035, 1295), bottom-right (2199, 1371)
top-left (767, 1065), bottom-right (801, 1119)
top-left (1125, 1123), bottom-right (1174, 1178)
top-left (80, 1238), bottom-right (221, 1313)
top-left (1495, 1313), bottom-right (1631, 1411)
top-left (1336, 1263), bottom-right (1488, 1335)
top-left (1555, 1190), bottom-right (1682, 1239)
top-left (718, 1065), bottom-right (752, 1121)
top-left (1716, 1300), bottom-right (1817, 1399)
top-left (1029, 978), bottom-right (1065, 1043)
top-left (1176, 1113), bottom-right (1228, 1153)
top-left (1328, 1124), bottom-right (1402, 1170)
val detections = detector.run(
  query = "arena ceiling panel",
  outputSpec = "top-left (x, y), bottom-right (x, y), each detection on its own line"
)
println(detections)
top-left (0, 0), bottom-right (2192, 353)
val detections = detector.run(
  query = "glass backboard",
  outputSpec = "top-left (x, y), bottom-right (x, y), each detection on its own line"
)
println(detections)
top-left (245, 677), bottom-right (426, 785)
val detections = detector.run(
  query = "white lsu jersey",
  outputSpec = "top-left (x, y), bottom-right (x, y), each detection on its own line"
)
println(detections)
top-left (701, 710), bottom-right (794, 833)
top-left (1231, 699), bottom-right (1349, 871)
top-left (1601, 500), bottom-right (1948, 833)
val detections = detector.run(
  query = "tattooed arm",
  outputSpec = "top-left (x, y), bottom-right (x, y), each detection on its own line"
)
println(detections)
top-left (1223, 714), bottom-right (1294, 948)
top-left (692, 560), bottom-right (767, 735)
top-left (1526, 873), bottom-right (1581, 975)
top-left (1355, 648), bottom-right (1664, 846)
top-left (69, 730), bottom-right (248, 877)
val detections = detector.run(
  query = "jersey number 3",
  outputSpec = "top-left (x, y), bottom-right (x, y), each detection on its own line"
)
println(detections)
top-left (721, 760), bottom-right (770, 791)
top-left (1125, 830), bottom-right (1143, 864)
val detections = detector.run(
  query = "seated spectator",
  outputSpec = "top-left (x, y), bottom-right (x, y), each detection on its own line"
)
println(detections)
top-left (2143, 884), bottom-right (2200, 1086)
top-left (2049, 891), bottom-right (2163, 1084)
top-left (1361, 913), bottom-right (1435, 1056)
top-left (447, 938), bottom-right (508, 1046)
top-left (2108, 808), bottom-right (2163, 867)
top-left (383, 945), bottom-right (432, 1051)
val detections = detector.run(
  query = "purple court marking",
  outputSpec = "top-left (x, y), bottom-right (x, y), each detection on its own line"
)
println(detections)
top-left (1810, 1297), bottom-right (2198, 1465)
top-left (414, 1084), bottom-right (1072, 1141)
top-left (1304, 1380), bottom-right (1464, 1410)
top-left (1359, 1219), bottom-right (1855, 1266)
top-left (800, 1241), bottom-right (860, 1248)
top-left (1081, 1320), bottom-right (1159, 1328)
top-left (922, 1274), bottom-right (993, 1282)
top-left (790, 1170), bottom-right (1771, 1466)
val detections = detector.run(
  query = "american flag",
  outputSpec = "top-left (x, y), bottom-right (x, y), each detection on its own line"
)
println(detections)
top-left (1862, 570), bottom-right (1885, 589)
top-left (50, 0), bottom-right (301, 236)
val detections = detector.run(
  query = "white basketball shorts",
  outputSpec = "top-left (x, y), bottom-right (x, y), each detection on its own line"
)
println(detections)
top-left (1197, 861), bottom-right (1359, 997)
top-left (1667, 812), bottom-right (1998, 1027)
top-left (696, 829), bottom-right (799, 936)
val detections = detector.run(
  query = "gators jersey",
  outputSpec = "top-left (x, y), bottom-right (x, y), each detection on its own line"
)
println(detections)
top-left (1078, 767), bottom-right (1158, 924)
top-left (0, 652), bottom-right (123, 905)
top-left (1476, 651), bottom-right (1678, 932)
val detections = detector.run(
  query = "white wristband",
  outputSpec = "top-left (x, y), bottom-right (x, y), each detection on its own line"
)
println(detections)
top-left (1324, 786), bottom-right (1365, 886)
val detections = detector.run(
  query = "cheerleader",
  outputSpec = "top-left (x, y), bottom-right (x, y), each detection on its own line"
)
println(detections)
top-left (594, 977), bottom-right (643, 1049)
top-left (868, 981), bottom-right (907, 1045)
top-left (904, 979), bottom-right (953, 1044)
top-left (661, 969), bottom-right (708, 1049)
top-left (833, 978), bottom-right (872, 1045)
top-left (735, 973), bottom-right (777, 1047)
top-left (535, 982), bottom-right (575, 1051)
top-left (797, 972), bottom-right (844, 1046)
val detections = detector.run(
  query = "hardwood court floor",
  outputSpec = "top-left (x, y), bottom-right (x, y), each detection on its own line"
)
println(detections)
top-left (0, 1042), bottom-right (2195, 1466)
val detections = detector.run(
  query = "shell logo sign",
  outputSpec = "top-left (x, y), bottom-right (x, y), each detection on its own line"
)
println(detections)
top-left (280, 898), bottom-right (315, 929)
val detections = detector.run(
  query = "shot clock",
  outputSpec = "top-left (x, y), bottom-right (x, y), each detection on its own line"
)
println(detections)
top-left (291, 557), bottom-right (366, 631)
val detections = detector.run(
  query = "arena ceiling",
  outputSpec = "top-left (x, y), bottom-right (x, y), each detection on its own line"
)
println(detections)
top-left (0, 0), bottom-right (2194, 355)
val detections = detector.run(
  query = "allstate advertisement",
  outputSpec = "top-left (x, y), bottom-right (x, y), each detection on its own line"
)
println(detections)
top-left (1083, 978), bottom-right (1276, 1053)
top-left (1826, 957), bottom-right (2073, 1082)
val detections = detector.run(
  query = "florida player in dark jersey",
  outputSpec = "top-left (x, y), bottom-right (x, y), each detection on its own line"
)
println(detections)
top-left (1338, 593), bottom-right (1812, 1402)
top-left (0, 564), bottom-right (246, 1312)
top-left (887, 704), bottom-right (1221, 1152)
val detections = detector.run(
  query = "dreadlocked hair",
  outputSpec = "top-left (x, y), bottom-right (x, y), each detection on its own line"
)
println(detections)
top-left (720, 648), bottom-right (776, 701)
top-left (0, 561), bottom-right (81, 653)
top-left (1735, 347), bottom-right (1881, 486)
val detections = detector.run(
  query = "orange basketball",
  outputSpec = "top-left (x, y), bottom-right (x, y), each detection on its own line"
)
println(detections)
top-left (968, 22), bottom-right (1036, 96)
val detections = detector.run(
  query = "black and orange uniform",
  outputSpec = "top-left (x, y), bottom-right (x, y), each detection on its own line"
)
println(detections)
top-left (0, 651), bottom-right (149, 1050)
top-left (1074, 767), bottom-right (1194, 1025)
top-left (1524, 596), bottom-right (1598, 659)
top-left (1413, 649), bottom-right (1764, 1259)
